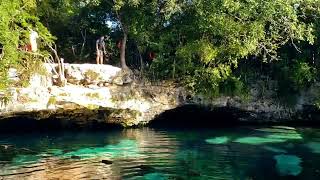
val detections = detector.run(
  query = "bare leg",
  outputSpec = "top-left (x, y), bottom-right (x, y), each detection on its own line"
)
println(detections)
top-left (100, 54), bottom-right (104, 64)
top-left (96, 51), bottom-right (100, 64)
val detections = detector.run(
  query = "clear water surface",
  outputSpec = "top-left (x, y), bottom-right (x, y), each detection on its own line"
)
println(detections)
top-left (1, 126), bottom-right (320, 179)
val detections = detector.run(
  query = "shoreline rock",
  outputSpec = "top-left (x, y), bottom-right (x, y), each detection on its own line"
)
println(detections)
top-left (0, 63), bottom-right (319, 129)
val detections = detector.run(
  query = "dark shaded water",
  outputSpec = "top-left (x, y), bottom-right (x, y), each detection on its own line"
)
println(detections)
top-left (1, 127), bottom-right (320, 179)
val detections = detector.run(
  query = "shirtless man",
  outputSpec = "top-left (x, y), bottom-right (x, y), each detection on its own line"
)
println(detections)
top-left (96, 36), bottom-right (107, 64)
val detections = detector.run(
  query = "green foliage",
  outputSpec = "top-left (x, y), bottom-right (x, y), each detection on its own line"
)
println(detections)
top-left (144, 0), bottom-right (320, 97)
top-left (16, 57), bottom-right (48, 87)
top-left (189, 65), bottom-right (232, 97)
top-left (37, 0), bottom-right (112, 62)
top-left (177, 40), bottom-right (218, 65)
top-left (0, 91), bottom-right (12, 107)
top-left (180, 0), bottom-right (315, 63)
top-left (0, 75), bottom-right (10, 90)
top-left (47, 96), bottom-right (57, 107)
top-left (276, 60), bottom-right (317, 92)
top-left (0, 0), bottom-right (54, 89)
top-left (291, 62), bottom-right (316, 89)
top-left (220, 76), bottom-right (249, 99)
top-left (316, 101), bottom-right (320, 110)
top-left (87, 104), bottom-right (100, 110)
top-left (1, 0), bottom-right (320, 101)
top-left (86, 92), bottom-right (101, 99)
top-left (84, 70), bottom-right (100, 81)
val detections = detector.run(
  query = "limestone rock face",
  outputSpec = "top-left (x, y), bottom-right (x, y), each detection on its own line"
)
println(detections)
top-left (0, 64), bottom-right (179, 127)
top-left (1, 63), bottom-right (319, 127)
top-left (63, 64), bottom-right (122, 86)
top-left (112, 68), bottom-right (134, 85)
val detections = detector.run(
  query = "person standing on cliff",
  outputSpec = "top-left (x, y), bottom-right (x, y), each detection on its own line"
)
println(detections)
top-left (96, 36), bottom-right (107, 64)
top-left (30, 29), bottom-right (39, 52)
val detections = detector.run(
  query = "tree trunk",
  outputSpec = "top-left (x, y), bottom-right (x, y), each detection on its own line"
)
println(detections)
top-left (134, 41), bottom-right (144, 77)
top-left (116, 11), bottom-right (128, 69)
top-left (139, 50), bottom-right (144, 77)
top-left (120, 32), bottom-right (128, 69)
top-left (79, 29), bottom-right (86, 61)
top-left (48, 44), bottom-right (66, 87)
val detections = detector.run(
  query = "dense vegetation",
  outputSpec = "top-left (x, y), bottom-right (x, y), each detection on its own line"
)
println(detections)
top-left (1, 0), bottom-right (320, 100)
top-left (0, 0), bottom-right (54, 88)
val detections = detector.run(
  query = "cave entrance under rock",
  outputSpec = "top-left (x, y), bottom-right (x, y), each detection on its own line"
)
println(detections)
top-left (149, 104), bottom-right (251, 128)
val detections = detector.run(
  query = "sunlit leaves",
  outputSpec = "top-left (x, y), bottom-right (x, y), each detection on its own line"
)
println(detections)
top-left (194, 0), bottom-right (316, 62)
top-left (0, 0), bottom-right (54, 89)
top-left (177, 40), bottom-right (218, 65)
top-left (113, 0), bottom-right (142, 11)
top-left (150, 0), bottom-right (320, 96)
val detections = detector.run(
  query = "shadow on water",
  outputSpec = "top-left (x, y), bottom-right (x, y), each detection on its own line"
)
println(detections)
top-left (0, 117), bottom-right (122, 133)
top-left (0, 105), bottom-right (257, 133)
top-left (1, 104), bottom-right (320, 133)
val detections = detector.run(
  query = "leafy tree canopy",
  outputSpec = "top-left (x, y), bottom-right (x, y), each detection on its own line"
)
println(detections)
top-left (1, 0), bottom-right (320, 98)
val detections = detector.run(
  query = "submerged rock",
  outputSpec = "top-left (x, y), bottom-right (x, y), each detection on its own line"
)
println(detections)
top-left (305, 142), bottom-right (320, 154)
top-left (143, 172), bottom-right (167, 180)
top-left (263, 146), bottom-right (287, 153)
top-left (234, 127), bottom-right (304, 145)
top-left (266, 133), bottom-right (303, 140)
top-left (205, 136), bottom-right (229, 144)
top-left (257, 127), bottom-right (303, 140)
top-left (274, 154), bottom-right (302, 176)
top-left (234, 137), bottom-right (287, 145)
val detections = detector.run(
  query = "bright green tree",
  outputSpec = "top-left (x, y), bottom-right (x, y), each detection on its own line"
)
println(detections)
top-left (149, 0), bottom-right (319, 96)
top-left (0, 0), bottom-right (54, 89)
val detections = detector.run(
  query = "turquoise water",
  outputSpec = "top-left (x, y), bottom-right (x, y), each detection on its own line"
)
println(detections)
top-left (1, 126), bottom-right (320, 179)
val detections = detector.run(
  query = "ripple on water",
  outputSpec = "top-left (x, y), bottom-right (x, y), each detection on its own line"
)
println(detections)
top-left (63, 139), bottom-right (140, 159)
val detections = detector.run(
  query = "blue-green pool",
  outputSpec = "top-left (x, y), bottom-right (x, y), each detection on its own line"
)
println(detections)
top-left (1, 126), bottom-right (320, 179)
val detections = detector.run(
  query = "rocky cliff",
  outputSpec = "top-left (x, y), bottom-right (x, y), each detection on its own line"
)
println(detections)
top-left (0, 63), bottom-right (319, 128)
top-left (0, 64), bottom-right (181, 128)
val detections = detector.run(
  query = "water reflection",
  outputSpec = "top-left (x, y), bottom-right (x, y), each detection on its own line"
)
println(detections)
top-left (0, 128), bottom-right (179, 179)
top-left (0, 127), bottom-right (320, 179)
